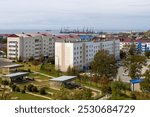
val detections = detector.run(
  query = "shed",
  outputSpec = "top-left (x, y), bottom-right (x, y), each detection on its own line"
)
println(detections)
top-left (1, 64), bottom-right (24, 74)
top-left (49, 76), bottom-right (77, 88)
top-left (2, 72), bottom-right (29, 82)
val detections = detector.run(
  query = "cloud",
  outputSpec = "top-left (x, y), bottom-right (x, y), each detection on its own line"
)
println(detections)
top-left (0, 0), bottom-right (150, 30)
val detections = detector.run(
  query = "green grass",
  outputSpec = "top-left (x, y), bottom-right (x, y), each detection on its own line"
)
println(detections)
top-left (28, 73), bottom-right (50, 80)
top-left (40, 64), bottom-right (60, 77)
top-left (75, 79), bottom-right (101, 90)
top-left (17, 62), bottom-right (41, 72)
top-left (11, 92), bottom-right (47, 100)
top-left (18, 61), bottom-right (63, 77)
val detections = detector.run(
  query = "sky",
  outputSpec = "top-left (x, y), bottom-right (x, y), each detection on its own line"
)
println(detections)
top-left (0, 0), bottom-right (150, 30)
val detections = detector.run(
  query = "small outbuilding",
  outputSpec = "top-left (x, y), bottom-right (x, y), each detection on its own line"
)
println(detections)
top-left (1, 64), bottom-right (24, 74)
top-left (49, 76), bottom-right (77, 89)
top-left (130, 79), bottom-right (144, 92)
top-left (2, 72), bottom-right (29, 82)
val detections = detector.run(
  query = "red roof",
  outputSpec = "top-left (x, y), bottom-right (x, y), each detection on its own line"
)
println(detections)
top-left (54, 35), bottom-right (80, 39)
top-left (8, 34), bottom-right (20, 37)
top-left (0, 34), bottom-right (11, 37)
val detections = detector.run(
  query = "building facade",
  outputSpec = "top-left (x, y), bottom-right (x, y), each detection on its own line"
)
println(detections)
top-left (7, 33), bottom-right (55, 60)
top-left (55, 39), bottom-right (120, 72)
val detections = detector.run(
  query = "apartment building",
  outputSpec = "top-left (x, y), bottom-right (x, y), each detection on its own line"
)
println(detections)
top-left (55, 39), bottom-right (120, 72)
top-left (7, 33), bottom-right (55, 60)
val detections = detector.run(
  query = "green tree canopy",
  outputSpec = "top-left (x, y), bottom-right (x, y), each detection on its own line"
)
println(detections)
top-left (91, 50), bottom-right (117, 78)
top-left (124, 55), bottom-right (147, 79)
top-left (140, 70), bottom-right (150, 92)
top-left (99, 75), bottom-right (111, 95)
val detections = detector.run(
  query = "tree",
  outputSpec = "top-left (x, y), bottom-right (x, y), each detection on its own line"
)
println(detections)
top-left (39, 88), bottom-right (46, 95)
top-left (1, 80), bottom-right (9, 85)
top-left (32, 86), bottom-right (38, 92)
top-left (29, 56), bottom-right (34, 61)
top-left (128, 44), bottom-right (136, 55)
top-left (32, 60), bottom-right (40, 66)
top-left (66, 66), bottom-right (72, 75)
top-left (99, 75), bottom-right (111, 95)
top-left (91, 50), bottom-right (117, 78)
top-left (140, 70), bottom-right (150, 92)
top-left (32, 60), bottom-right (40, 70)
top-left (18, 56), bottom-right (23, 62)
top-left (66, 66), bottom-right (79, 76)
top-left (124, 55), bottom-right (147, 79)
top-left (15, 86), bottom-right (20, 92)
top-left (144, 51), bottom-right (150, 58)
top-left (39, 54), bottom-right (45, 63)
top-left (111, 81), bottom-right (129, 99)
top-left (27, 84), bottom-right (34, 92)
top-left (54, 88), bottom-right (93, 100)
top-left (120, 50), bottom-right (126, 59)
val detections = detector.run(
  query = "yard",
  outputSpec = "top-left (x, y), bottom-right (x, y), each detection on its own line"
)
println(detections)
top-left (11, 92), bottom-right (47, 100)
top-left (18, 62), bottom-right (62, 77)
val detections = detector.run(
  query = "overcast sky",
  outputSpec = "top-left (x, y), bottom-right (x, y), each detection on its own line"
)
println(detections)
top-left (0, 0), bottom-right (150, 30)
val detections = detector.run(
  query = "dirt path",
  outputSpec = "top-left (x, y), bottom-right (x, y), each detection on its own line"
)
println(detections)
top-left (26, 92), bottom-right (52, 100)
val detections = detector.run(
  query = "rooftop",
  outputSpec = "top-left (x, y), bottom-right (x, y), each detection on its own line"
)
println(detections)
top-left (130, 79), bottom-right (144, 84)
top-left (3, 72), bottom-right (29, 78)
top-left (50, 76), bottom-right (76, 82)
top-left (1, 64), bottom-right (24, 68)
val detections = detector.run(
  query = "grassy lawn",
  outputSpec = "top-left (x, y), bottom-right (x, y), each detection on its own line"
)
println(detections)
top-left (40, 64), bottom-right (61, 77)
top-left (18, 61), bottom-right (63, 77)
top-left (28, 73), bottom-right (50, 80)
top-left (17, 62), bottom-right (41, 71)
top-left (75, 79), bottom-right (101, 90)
top-left (11, 92), bottom-right (46, 100)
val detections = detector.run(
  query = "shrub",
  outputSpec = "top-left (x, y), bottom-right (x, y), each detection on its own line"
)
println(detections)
top-left (11, 85), bottom-right (17, 91)
top-left (39, 88), bottom-right (46, 95)
top-left (28, 69), bottom-right (31, 72)
top-left (32, 86), bottom-right (38, 92)
top-left (21, 90), bottom-right (26, 94)
top-left (15, 87), bottom-right (20, 92)
top-left (2, 80), bottom-right (9, 85)
top-left (23, 85), bottom-right (27, 90)
top-left (27, 84), bottom-right (34, 92)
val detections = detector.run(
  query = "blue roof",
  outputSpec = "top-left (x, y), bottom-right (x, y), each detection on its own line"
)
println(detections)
top-left (79, 35), bottom-right (93, 40)
top-left (130, 79), bottom-right (144, 84)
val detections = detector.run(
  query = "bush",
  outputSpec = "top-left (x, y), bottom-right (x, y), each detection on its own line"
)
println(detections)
top-left (39, 88), bottom-right (46, 95)
top-left (2, 80), bottom-right (9, 85)
top-left (23, 85), bottom-right (27, 90)
top-left (32, 86), bottom-right (38, 92)
top-left (11, 85), bottom-right (17, 91)
top-left (21, 90), bottom-right (26, 94)
top-left (28, 69), bottom-right (31, 72)
top-left (27, 84), bottom-right (34, 92)
top-left (15, 87), bottom-right (20, 92)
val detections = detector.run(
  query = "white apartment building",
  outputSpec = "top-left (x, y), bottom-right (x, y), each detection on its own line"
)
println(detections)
top-left (55, 40), bottom-right (120, 72)
top-left (7, 33), bottom-right (55, 60)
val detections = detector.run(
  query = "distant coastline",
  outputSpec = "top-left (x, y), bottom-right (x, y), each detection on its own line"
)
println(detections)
top-left (0, 29), bottom-right (147, 34)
